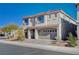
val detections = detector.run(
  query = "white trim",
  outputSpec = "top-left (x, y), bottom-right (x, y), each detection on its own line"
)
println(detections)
top-left (60, 10), bottom-right (76, 25)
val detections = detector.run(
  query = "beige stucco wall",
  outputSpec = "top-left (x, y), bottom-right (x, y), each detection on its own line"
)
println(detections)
top-left (60, 13), bottom-right (76, 40)
top-left (45, 13), bottom-right (59, 25)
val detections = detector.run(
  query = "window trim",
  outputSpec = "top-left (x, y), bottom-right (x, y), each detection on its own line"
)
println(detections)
top-left (38, 15), bottom-right (44, 24)
top-left (24, 18), bottom-right (29, 25)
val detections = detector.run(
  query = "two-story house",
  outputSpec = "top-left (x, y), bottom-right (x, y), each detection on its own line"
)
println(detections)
top-left (22, 10), bottom-right (76, 41)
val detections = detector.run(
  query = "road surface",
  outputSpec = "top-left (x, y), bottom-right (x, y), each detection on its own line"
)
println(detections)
top-left (0, 43), bottom-right (72, 55)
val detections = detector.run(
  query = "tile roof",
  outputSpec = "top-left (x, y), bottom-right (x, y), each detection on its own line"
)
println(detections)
top-left (23, 10), bottom-right (61, 19)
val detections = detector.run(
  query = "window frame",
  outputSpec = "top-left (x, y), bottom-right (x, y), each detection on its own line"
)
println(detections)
top-left (24, 18), bottom-right (29, 25)
top-left (38, 15), bottom-right (44, 24)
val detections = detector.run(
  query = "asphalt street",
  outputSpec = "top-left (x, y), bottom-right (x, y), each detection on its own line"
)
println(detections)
top-left (0, 43), bottom-right (72, 55)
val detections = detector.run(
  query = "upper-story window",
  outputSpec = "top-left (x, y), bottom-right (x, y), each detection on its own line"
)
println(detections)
top-left (38, 15), bottom-right (44, 24)
top-left (24, 18), bottom-right (29, 25)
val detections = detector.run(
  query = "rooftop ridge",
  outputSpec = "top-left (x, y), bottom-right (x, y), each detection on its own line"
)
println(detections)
top-left (23, 10), bottom-right (61, 19)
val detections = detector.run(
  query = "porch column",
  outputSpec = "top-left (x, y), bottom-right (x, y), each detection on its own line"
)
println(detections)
top-left (35, 29), bottom-right (38, 39)
top-left (28, 29), bottom-right (31, 39)
top-left (57, 23), bottom-right (62, 40)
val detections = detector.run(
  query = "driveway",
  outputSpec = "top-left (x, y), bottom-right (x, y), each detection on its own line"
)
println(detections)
top-left (0, 43), bottom-right (71, 55)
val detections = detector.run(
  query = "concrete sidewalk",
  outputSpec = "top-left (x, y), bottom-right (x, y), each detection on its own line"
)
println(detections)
top-left (0, 40), bottom-right (79, 55)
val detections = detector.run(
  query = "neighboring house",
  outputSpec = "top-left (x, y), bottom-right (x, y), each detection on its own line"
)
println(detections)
top-left (0, 29), bottom-right (5, 37)
top-left (0, 29), bottom-right (18, 40)
top-left (22, 10), bottom-right (76, 41)
top-left (7, 30), bottom-right (18, 40)
top-left (75, 4), bottom-right (79, 46)
top-left (0, 29), bottom-right (7, 39)
top-left (76, 4), bottom-right (79, 40)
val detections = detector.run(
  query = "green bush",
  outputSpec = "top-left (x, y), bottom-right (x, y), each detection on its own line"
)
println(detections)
top-left (17, 29), bottom-right (25, 41)
top-left (67, 32), bottom-right (77, 47)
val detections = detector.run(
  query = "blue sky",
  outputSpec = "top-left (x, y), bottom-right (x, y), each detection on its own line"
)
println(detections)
top-left (0, 3), bottom-right (77, 27)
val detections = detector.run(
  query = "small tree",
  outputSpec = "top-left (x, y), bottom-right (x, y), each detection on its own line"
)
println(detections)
top-left (67, 32), bottom-right (77, 47)
top-left (2, 24), bottom-right (19, 32)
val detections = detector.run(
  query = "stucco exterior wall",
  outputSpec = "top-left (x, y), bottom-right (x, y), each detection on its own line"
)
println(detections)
top-left (44, 13), bottom-right (59, 25)
top-left (61, 18), bottom-right (76, 40)
top-left (58, 12), bottom-right (76, 40)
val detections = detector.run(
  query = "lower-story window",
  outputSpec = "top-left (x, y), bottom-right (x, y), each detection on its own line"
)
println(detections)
top-left (43, 29), bottom-right (57, 32)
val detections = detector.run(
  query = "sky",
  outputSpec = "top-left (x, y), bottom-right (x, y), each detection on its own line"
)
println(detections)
top-left (0, 3), bottom-right (77, 27)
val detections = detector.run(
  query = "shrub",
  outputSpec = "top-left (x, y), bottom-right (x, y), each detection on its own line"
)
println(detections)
top-left (17, 29), bottom-right (25, 41)
top-left (67, 32), bottom-right (77, 47)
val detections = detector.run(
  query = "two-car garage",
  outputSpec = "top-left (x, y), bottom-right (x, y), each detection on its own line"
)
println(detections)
top-left (38, 28), bottom-right (57, 40)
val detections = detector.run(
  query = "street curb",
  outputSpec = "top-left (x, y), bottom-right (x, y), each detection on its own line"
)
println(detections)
top-left (0, 40), bottom-right (79, 55)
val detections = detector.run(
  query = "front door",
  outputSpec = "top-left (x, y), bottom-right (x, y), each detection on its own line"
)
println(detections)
top-left (24, 29), bottom-right (28, 38)
top-left (31, 29), bottom-right (35, 39)
top-left (50, 29), bottom-right (57, 40)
